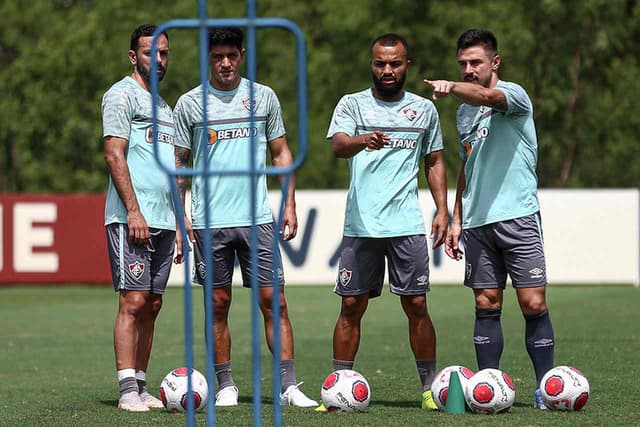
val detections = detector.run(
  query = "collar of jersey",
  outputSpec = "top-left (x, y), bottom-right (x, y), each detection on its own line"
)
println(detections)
top-left (207, 78), bottom-right (243, 97)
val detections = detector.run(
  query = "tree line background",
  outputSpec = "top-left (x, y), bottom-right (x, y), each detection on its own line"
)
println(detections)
top-left (1, 0), bottom-right (638, 193)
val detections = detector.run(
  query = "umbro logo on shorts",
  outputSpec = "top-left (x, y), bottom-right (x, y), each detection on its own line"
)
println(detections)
top-left (417, 275), bottom-right (428, 286)
top-left (529, 267), bottom-right (544, 279)
top-left (128, 262), bottom-right (144, 281)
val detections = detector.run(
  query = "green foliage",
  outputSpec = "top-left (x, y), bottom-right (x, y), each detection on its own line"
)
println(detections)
top-left (1, 0), bottom-right (638, 192)
top-left (1, 285), bottom-right (639, 425)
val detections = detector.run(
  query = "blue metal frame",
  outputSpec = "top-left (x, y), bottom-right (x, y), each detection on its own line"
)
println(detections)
top-left (148, 2), bottom-right (307, 426)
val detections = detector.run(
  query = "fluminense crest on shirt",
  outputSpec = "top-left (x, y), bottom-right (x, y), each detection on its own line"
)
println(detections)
top-left (402, 108), bottom-right (417, 121)
top-left (242, 97), bottom-right (257, 112)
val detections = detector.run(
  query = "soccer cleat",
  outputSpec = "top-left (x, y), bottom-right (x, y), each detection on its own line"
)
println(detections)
top-left (534, 388), bottom-right (548, 410)
top-left (118, 390), bottom-right (150, 412)
top-left (421, 390), bottom-right (438, 410)
top-left (139, 390), bottom-right (164, 408)
top-left (280, 382), bottom-right (319, 407)
top-left (315, 403), bottom-right (327, 412)
top-left (215, 385), bottom-right (239, 407)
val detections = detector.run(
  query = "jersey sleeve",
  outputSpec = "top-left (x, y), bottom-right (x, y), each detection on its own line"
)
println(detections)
top-left (498, 81), bottom-right (532, 116)
top-left (101, 85), bottom-right (133, 141)
top-left (326, 95), bottom-right (358, 139)
top-left (173, 95), bottom-right (194, 149)
top-left (456, 105), bottom-right (469, 161)
top-left (421, 102), bottom-right (444, 157)
top-left (265, 87), bottom-right (286, 141)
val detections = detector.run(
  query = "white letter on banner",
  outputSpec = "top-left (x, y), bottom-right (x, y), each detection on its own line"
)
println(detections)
top-left (13, 203), bottom-right (59, 272)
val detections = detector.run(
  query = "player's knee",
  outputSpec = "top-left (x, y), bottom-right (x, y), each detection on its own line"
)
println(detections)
top-left (259, 298), bottom-right (288, 319)
top-left (340, 297), bottom-right (367, 320)
top-left (213, 287), bottom-right (232, 308)
top-left (150, 296), bottom-right (163, 316)
top-left (401, 295), bottom-right (428, 318)
top-left (521, 300), bottom-right (547, 317)
top-left (474, 291), bottom-right (501, 309)
top-left (119, 292), bottom-right (148, 315)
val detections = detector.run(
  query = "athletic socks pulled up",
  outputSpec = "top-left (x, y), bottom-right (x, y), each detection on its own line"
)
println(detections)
top-left (473, 308), bottom-right (504, 370)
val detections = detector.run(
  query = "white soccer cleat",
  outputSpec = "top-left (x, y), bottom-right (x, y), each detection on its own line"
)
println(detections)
top-left (139, 390), bottom-right (165, 408)
top-left (215, 385), bottom-right (239, 406)
top-left (280, 382), bottom-right (319, 408)
top-left (118, 390), bottom-right (150, 412)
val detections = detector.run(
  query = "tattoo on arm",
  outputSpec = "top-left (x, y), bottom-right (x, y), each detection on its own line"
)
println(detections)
top-left (494, 92), bottom-right (508, 111)
top-left (174, 147), bottom-right (191, 205)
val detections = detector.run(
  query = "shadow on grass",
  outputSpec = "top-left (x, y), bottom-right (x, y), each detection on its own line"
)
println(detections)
top-left (100, 399), bottom-right (118, 407)
top-left (370, 399), bottom-right (417, 408)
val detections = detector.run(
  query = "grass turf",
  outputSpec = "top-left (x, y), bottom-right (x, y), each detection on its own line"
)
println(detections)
top-left (0, 284), bottom-right (639, 426)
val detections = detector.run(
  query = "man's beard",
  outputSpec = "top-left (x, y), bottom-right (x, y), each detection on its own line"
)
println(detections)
top-left (137, 62), bottom-right (166, 82)
top-left (372, 72), bottom-right (405, 98)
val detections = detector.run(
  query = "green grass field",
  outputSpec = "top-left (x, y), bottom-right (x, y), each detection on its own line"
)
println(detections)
top-left (1, 284), bottom-right (639, 426)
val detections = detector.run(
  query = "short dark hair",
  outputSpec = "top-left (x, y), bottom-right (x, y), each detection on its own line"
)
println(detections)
top-left (130, 24), bottom-right (168, 52)
top-left (208, 27), bottom-right (244, 51)
top-left (456, 29), bottom-right (497, 56)
top-left (371, 33), bottom-right (410, 57)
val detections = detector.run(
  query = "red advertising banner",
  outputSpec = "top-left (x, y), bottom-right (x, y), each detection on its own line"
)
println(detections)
top-left (0, 194), bottom-right (111, 284)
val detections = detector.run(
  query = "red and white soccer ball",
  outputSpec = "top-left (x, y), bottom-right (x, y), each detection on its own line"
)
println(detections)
top-left (430, 365), bottom-right (475, 411)
top-left (321, 369), bottom-right (371, 412)
top-left (464, 368), bottom-right (516, 414)
top-left (160, 368), bottom-right (209, 413)
top-left (540, 366), bottom-right (590, 411)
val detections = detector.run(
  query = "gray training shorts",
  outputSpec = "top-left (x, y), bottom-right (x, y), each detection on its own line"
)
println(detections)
top-left (105, 223), bottom-right (176, 294)
top-left (192, 222), bottom-right (285, 288)
top-left (462, 212), bottom-right (547, 289)
top-left (334, 235), bottom-right (431, 298)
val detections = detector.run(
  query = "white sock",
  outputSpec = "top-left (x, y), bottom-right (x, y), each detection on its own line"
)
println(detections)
top-left (135, 371), bottom-right (146, 381)
top-left (117, 368), bottom-right (136, 382)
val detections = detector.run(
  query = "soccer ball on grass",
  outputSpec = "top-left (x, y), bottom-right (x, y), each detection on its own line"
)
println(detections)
top-left (160, 367), bottom-right (209, 412)
top-left (540, 366), bottom-right (589, 411)
top-left (430, 365), bottom-right (475, 411)
top-left (321, 369), bottom-right (371, 412)
top-left (464, 368), bottom-right (515, 414)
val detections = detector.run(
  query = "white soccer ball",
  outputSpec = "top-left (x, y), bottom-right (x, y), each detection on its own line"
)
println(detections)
top-left (540, 366), bottom-right (590, 411)
top-left (464, 368), bottom-right (516, 414)
top-left (320, 369), bottom-right (371, 412)
top-left (160, 367), bottom-right (209, 413)
top-left (430, 365), bottom-right (475, 411)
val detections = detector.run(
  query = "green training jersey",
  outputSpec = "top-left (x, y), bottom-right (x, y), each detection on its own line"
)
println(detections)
top-left (327, 88), bottom-right (444, 238)
top-left (456, 80), bottom-right (540, 228)
top-left (101, 76), bottom-right (176, 230)
top-left (174, 78), bottom-right (285, 229)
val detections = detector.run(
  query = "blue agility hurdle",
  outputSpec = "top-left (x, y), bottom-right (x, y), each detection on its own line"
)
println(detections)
top-left (149, 1), bottom-right (308, 425)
